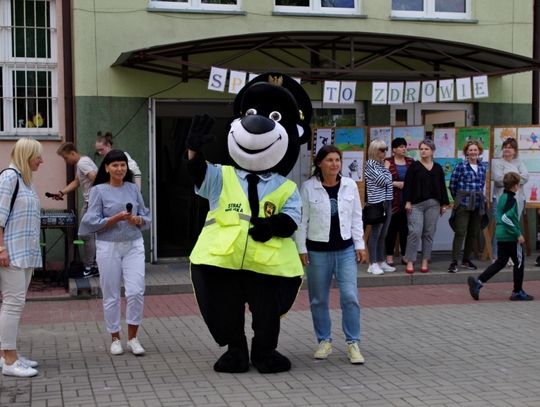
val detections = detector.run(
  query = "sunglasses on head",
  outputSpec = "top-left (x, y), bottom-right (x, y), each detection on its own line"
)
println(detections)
top-left (379, 147), bottom-right (388, 152)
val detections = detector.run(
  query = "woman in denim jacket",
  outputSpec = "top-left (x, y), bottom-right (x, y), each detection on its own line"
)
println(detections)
top-left (295, 145), bottom-right (367, 365)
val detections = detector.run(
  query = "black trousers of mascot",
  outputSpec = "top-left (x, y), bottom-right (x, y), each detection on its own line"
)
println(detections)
top-left (191, 264), bottom-right (301, 357)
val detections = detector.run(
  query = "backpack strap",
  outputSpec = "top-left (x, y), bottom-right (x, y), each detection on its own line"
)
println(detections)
top-left (0, 168), bottom-right (20, 224)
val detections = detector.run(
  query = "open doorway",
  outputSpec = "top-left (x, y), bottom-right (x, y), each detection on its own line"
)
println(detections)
top-left (153, 100), bottom-right (233, 258)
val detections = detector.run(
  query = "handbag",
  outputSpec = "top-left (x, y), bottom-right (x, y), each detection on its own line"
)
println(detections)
top-left (362, 184), bottom-right (386, 225)
top-left (363, 202), bottom-right (386, 225)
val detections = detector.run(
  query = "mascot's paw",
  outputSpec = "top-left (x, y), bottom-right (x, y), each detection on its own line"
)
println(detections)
top-left (249, 217), bottom-right (273, 242)
top-left (186, 114), bottom-right (215, 152)
top-left (213, 346), bottom-right (250, 373)
top-left (251, 350), bottom-right (291, 374)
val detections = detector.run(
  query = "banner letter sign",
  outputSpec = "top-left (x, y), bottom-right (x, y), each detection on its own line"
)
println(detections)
top-left (372, 82), bottom-right (388, 105)
top-left (208, 67), bottom-right (227, 92)
top-left (340, 82), bottom-right (356, 104)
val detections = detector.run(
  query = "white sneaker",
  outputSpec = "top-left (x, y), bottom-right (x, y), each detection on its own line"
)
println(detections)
top-left (367, 263), bottom-right (384, 275)
top-left (127, 338), bottom-right (145, 356)
top-left (507, 259), bottom-right (514, 267)
top-left (313, 340), bottom-right (332, 359)
top-left (0, 355), bottom-right (38, 368)
top-left (2, 360), bottom-right (38, 377)
top-left (379, 261), bottom-right (396, 272)
top-left (110, 339), bottom-right (124, 355)
top-left (346, 342), bottom-right (365, 365)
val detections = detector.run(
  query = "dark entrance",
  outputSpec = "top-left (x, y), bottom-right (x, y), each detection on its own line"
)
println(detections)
top-left (155, 101), bottom-right (233, 257)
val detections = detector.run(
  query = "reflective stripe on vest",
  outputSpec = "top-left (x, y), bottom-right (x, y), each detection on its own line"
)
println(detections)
top-left (189, 166), bottom-right (303, 277)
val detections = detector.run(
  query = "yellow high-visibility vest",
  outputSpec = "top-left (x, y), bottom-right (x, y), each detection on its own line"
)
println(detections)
top-left (190, 166), bottom-right (303, 277)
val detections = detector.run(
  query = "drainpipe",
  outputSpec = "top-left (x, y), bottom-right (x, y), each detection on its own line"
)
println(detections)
top-left (534, 0), bottom-right (539, 123)
top-left (62, 0), bottom-right (75, 211)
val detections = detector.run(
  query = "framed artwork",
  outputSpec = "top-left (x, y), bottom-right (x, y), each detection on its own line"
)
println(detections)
top-left (369, 127), bottom-right (392, 157)
top-left (457, 127), bottom-right (490, 151)
top-left (523, 173), bottom-right (540, 205)
top-left (434, 158), bottom-right (460, 181)
top-left (335, 127), bottom-right (365, 151)
top-left (516, 150), bottom-right (540, 173)
top-left (517, 127), bottom-right (540, 150)
top-left (393, 126), bottom-right (425, 149)
top-left (342, 151), bottom-right (363, 181)
top-left (493, 127), bottom-right (517, 158)
top-left (433, 128), bottom-right (456, 158)
top-left (313, 128), bottom-right (333, 155)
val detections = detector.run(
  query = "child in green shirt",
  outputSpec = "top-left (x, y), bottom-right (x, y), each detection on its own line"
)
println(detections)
top-left (467, 172), bottom-right (533, 301)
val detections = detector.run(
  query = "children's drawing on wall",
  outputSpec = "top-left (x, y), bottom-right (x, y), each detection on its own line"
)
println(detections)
top-left (493, 127), bottom-right (517, 158)
top-left (314, 128), bottom-right (333, 155)
top-left (517, 127), bottom-right (540, 150)
top-left (335, 127), bottom-right (365, 152)
top-left (433, 128), bottom-right (456, 158)
top-left (407, 149), bottom-right (420, 160)
top-left (393, 126), bottom-right (425, 150)
top-left (434, 158), bottom-right (460, 181)
top-left (369, 127), bottom-right (392, 157)
top-left (342, 151), bottom-right (363, 181)
top-left (516, 150), bottom-right (540, 173)
top-left (523, 173), bottom-right (540, 203)
top-left (457, 127), bottom-right (490, 162)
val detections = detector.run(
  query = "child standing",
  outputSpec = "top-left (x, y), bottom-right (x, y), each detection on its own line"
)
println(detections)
top-left (467, 172), bottom-right (533, 301)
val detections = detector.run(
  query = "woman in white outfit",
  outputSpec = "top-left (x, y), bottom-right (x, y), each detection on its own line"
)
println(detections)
top-left (0, 138), bottom-right (43, 377)
top-left (80, 149), bottom-right (151, 356)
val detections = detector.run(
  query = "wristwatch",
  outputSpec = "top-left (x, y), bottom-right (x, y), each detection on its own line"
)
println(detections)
top-left (0, 246), bottom-right (6, 253)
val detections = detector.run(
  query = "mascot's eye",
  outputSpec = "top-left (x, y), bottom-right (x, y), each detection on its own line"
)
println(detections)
top-left (245, 108), bottom-right (257, 116)
top-left (269, 111), bottom-right (282, 122)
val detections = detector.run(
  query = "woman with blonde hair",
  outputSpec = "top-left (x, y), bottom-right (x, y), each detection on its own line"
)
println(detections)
top-left (0, 137), bottom-right (43, 377)
top-left (364, 139), bottom-right (394, 275)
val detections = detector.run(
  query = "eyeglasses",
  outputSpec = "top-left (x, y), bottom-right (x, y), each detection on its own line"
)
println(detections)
top-left (379, 148), bottom-right (388, 152)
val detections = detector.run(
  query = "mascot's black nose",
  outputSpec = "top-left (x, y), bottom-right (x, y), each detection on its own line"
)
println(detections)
top-left (241, 115), bottom-right (276, 135)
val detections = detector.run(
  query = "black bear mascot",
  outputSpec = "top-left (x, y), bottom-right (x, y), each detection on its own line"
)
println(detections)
top-left (186, 73), bottom-right (312, 373)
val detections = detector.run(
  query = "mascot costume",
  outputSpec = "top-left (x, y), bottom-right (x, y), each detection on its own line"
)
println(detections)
top-left (186, 73), bottom-right (312, 374)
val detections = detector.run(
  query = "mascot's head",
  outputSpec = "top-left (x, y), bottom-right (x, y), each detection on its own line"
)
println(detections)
top-left (228, 73), bottom-right (312, 176)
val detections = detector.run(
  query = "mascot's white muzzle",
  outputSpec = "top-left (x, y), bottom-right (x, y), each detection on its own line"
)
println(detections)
top-left (228, 117), bottom-right (289, 172)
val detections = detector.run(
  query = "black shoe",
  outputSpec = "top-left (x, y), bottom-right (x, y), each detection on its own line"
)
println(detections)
top-left (448, 260), bottom-right (458, 273)
top-left (82, 266), bottom-right (99, 278)
top-left (509, 290), bottom-right (534, 301)
top-left (461, 260), bottom-right (477, 270)
top-left (467, 276), bottom-right (482, 301)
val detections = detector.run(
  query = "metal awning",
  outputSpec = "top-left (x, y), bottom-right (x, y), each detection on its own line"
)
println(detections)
top-left (112, 31), bottom-right (540, 82)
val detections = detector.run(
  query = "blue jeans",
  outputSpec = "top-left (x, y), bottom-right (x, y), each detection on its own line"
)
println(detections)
top-left (306, 246), bottom-right (361, 343)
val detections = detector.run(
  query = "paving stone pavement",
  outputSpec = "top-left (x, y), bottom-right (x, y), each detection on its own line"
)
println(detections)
top-left (2, 281), bottom-right (540, 407)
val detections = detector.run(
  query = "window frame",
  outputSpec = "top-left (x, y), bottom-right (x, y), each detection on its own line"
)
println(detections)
top-left (273, 0), bottom-right (360, 16)
top-left (391, 0), bottom-right (471, 20)
top-left (148, 0), bottom-right (242, 12)
top-left (0, 0), bottom-right (58, 138)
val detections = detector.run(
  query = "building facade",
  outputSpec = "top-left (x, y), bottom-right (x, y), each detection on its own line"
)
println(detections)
top-left (3, 0), bottom-right (539, 260)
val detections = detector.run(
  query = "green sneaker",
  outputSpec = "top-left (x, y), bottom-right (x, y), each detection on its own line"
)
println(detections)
top-left (314, 340), bottom-right (332, 359)
top-left (346, 342), bottom-right (365, 364)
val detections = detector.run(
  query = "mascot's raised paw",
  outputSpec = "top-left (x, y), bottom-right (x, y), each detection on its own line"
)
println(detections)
top-left (186, 114), bottom-right (215, 152)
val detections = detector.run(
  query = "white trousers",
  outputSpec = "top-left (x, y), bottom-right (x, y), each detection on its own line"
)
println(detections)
top-left (0, 266), bottom-right (33, 349)
top-left (96, 238), bottom-right (145, 333)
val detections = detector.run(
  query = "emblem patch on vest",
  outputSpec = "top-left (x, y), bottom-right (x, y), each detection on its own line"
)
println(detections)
top-left (264, 201), bottom-right (276, 217)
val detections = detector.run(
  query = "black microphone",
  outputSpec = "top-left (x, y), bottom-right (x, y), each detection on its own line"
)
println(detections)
top-left (126, 203), bottom-right (133, 214)
top-left (45, 192), bottom-right (63, 200)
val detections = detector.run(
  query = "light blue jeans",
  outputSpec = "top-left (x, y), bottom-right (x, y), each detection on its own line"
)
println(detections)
top-left (306, 245), bottom-right (360, 343)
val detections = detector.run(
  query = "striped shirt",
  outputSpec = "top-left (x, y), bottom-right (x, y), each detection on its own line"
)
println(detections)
top-left (0, 165), bottom-right (42, 268)
top-left (364, 159), bottom-right (393, 204)
top-left (449, 160), bottom-right (487, 209)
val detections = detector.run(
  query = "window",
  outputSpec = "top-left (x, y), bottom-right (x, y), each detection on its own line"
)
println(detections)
top-left (0, 0), bottom-right (57, 137)
top-left (148, 0), bottom-right (241, 12)
top-left (274, 0), bottom-right (360, 15)
top-left (391, 0), bottom-right (471, 19)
